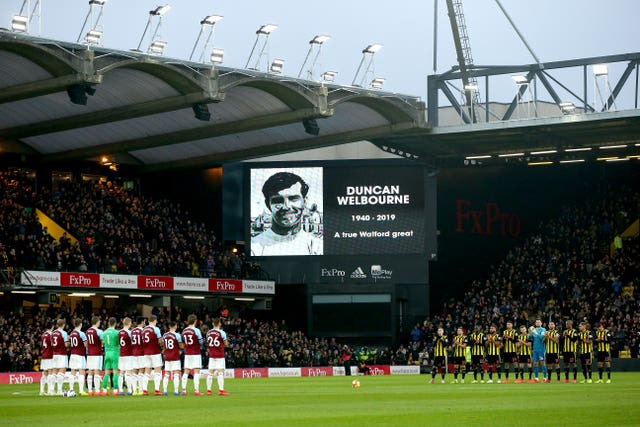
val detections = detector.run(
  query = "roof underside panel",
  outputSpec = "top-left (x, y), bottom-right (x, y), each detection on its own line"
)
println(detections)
top-left (129, 101), bottom-right (390, 164)
top-left (0, 50), bottom-right (52, 88)
top-left (0, 68), bottom-right (180, 130)
top-left (21, 85), bottom-right (291, 154)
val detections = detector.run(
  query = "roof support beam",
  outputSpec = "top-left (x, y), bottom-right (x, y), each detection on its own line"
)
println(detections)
top-left (0, 74), bottom-right (94, 104)
top-left (140, 121), bottom-right (417, 173)
top-left (604, 60), bottom-right (637, 111)
top-left (0, 92), bottom-right (216, 139)
top-left (41, 107), bottom-right (332, 163)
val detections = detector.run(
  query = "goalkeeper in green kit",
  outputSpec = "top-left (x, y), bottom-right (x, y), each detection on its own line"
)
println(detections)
top-left (102, 317), bottom-right (120, 395)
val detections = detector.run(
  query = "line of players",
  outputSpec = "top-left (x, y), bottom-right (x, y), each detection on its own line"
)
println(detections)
top-left (429, 319), bottom-right (613, 384)
top-left (38, 314), bottom-right (230, 396)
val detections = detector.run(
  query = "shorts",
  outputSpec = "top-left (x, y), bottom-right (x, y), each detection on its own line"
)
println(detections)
top-left (40, 358), bottom-right (53, 371)
top-left (433, 356), bottom-right (446, 367)
top-left (52, 354), bottom-right (68, 370)
top-left (184, 354), bottom-right (202, 370)
top-left (545, 353), bottom-right (559, 364)
top-left (562, 352), bottom-right (576, 364)
top-left (143, 354), bottom-right (163, 369)
top-left (452, 356), bottom-right (465, 366)
top-left (471, 355), bottom-right (484, 365)
top-left (208, 357), bottom-right (226, 371)
top-left (133, 356), bottom-right (145, 371)
top-left (579, 353), bottom-right (592, 366)
top-left (164, 360), bottom-right (181, 372)
top-left (518, 355), bottom-right (531, 364)
top-left (486, 355), bottom-right (500, 365)
top-left (87, 355), bottom-right (103, 371)
top-left (532, 350), bottom-right (545, 362)
top-left (69, 354), bottom-right (86, 370)
top-left (119, 356), bottom-right (134, 372)
top-left (503, 353), bottom-right (517, 364)
top-left (104, 352), bottom-right (119, 370)
top-left (596, 351), bottom-right (610, 363)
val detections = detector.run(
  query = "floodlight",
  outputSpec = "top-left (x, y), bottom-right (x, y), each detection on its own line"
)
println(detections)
top-left (592, 64), bottom-right (608, 76)
top-left (210, 48), bottom-right (224, 64)
top-left (298, 34), bottom-right (331, 79)
top-left (246, 24), bottom-right (279, 70)
top-left (201, 14), bottom-right (223, 25)
top-left (148, 40), bottom-right (167, 55)
top-left (559, 101), bottom-right (575, 114)
top-left (257, 24), bottom-right (278, 35)
top-left (352, 43), bottom-right (383, 86)
top-left (363, 43), bottom-right (383, 54)
top-left (85, 29), bottom-right (103, 44)
top-left (270, 58), bottom-right (284, 74)
top-left (370, 77), bottom-right (385, 89)
top-left (151, 5), bottom-right (171, 16)
top-left (321, 71), bottom-right (337, 82)
top-left (464, 83), bottom-right (478, 91)
top-left (310, 35), bottom-right (331, 44)
top-left (511, 75), bottom-right (528, 84)
top-left (11, 15), bottom-right (28, 32)
top-left (89, 0), bottom-right (107, 5)
top-left (190, 14), bottom-right (223, 61)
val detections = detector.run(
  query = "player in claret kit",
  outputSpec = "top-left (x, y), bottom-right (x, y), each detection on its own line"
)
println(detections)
top-left (130, 317), bottom-right (146, 395)
top-left (86, 316), bottom-right (104, 396)
top-left (141, 315), bottom-right (163, 395)
top-left (181, 314), bottom-right (204, 396)
top-left (39, 321), bottom-right (54, 396)
top-left (68, 318), bottom-right (88, 395)
top-left (117, 317), bottom-right (134, 396)
top-left (162, 321), bottom-right (183, 396)
top-left (50, 318), bottom-right (69, 395)
top-left (206, 317), bottom-right (229, 396)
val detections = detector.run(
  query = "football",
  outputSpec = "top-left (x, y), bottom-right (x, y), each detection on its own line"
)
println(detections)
top-left (351, 379), bottom-right (361, 388)
top-left (63, 390), bottom-right (76, 398)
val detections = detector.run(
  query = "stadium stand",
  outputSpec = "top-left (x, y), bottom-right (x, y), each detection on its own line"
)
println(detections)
top-left (0, 170), bottom-right (638, 372)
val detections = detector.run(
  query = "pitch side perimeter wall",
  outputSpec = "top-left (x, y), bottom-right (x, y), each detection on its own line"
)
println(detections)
top-left (0, 366), bottom-right (419, 385)
top-left (4, 358), bottom-right (640, 384)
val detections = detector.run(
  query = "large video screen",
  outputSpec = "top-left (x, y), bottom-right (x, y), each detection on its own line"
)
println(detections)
top-left (248, 162), bottom-right (427, 257)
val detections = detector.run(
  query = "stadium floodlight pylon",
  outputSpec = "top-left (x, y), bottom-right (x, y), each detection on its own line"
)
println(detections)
top-left (77, 0), bottom-right (107, 46)
top-left (245, 24), bottom-right (278, 71)
top-left (298, 35), bottom-right (331, 81)
top-left (11, 0), bottom-right (41, 34)
top-left (134, 4), bottom-right (171, 56)
top-left (189, 14), bottom-right (223, 63)
top-left (351, 43), bottom-right (383, 87)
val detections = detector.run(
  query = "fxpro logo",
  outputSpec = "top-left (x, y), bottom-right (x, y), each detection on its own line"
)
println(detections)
top-left (321, 268), bottom-right (345, 277)
top-left (350, 267), bottom-right (367, 279)
top-left (371, 265), bottom-right (392, 279)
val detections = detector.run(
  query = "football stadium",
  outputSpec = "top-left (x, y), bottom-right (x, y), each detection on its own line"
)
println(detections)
top-left (0, 1), bottom-right (639, 425)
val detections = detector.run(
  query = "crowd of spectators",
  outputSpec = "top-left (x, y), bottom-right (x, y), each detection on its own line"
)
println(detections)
top-left (0, 170), bottom-right (263, 279)
top-left (404, 186), bottom-right (640, 362)
top-left (1, 170), bottom-right (639, 372)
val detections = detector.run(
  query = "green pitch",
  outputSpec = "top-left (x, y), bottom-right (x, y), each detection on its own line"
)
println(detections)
top-left (1, 373), bottom-right (639, 426)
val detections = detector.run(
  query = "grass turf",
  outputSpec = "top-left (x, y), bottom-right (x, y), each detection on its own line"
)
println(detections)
top-left (1, 373), bottom-right (639, 426)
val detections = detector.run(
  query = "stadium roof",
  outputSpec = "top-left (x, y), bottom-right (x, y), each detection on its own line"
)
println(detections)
top-left (1, 31), bottom-right (639, 172)
top-left (0, 31), bottom-right (425, 172)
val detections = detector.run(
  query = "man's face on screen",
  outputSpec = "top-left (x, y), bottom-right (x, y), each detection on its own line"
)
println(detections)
top-left (268, 182), bottom-right (305, 232)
